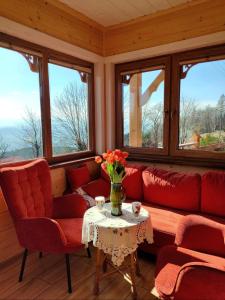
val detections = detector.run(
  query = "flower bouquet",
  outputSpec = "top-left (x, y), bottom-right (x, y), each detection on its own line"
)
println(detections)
top-left (95, 149), bottom-right (128, 216)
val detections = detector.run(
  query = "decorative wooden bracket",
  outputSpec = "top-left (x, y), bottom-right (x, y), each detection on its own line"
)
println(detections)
top-left (121, 74), bottom-right (134, 85)
top-left (180, 63), bottom-right (198, 79)
top-left (21, 53), bottom-right (39, 73)
top-left (78, 71), bottom-right (88, 83)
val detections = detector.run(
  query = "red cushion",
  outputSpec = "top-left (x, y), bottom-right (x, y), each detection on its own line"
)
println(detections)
top-left (123, 164), bottom-right (146, 201)
top-left (101, 164), bottom-right (145, 201)
top-left (201, 171), bottom-right (225, 217)
top-left (82, 178), bottom-right (110, 198)
top-left (67, 165), bottom-right (91, 191)
top-left (142, 168), bottom-right (201, 211)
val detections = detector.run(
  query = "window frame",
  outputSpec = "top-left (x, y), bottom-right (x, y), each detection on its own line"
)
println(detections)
top-left (0, 32), bottom-right (95, 166)
top-left (115, 44), bottom-right (225, 168)
top-left (115, 55), bottom-right (171, 156)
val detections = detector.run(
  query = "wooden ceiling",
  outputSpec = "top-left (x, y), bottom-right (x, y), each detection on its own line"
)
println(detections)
top-left (60, 0), bottom-right (191, 27)
top-left (0, 0), bottom-right (225, 56)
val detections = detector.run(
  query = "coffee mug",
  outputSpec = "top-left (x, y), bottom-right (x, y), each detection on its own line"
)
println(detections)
top-left (132, 201), bottom-right (141, 216)
top-left (95, 196), bottom-right (105, 210)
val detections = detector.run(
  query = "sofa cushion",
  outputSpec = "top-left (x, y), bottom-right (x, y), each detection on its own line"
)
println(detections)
top-left (67, 165), bottom-right (91, 191)
top-left (201, 171), bottom-right (225, 217)
top-left (82, 178), bottom-right (110, 199)
top-left (141, 202), bottom-right (187, 252)
top-left (142, 168), bottom-right (201, 211)
top-left (101, 164), bottom-right (145, 201)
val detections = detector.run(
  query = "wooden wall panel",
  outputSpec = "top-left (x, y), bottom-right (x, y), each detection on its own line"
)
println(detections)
top-left (104, 0), bottom-right (225, 56)
top-left (0, 0), bottom-right (103, 55)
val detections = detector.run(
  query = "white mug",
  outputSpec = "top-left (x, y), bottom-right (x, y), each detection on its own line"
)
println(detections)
top-left (95, 196), bottom-right (105, 210)
top-left (132, 201), bottom-right (141, 216)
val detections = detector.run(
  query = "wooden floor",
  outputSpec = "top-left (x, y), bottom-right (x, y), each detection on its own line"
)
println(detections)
top-left (0, 247), bottom-right (158, 300)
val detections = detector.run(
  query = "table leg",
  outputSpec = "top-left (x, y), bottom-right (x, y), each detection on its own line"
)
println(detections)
top-left (134, 251), bottom-right (141, 277)
top-left (102, 254), bottom-right (108, 273)
top-left (130, 252), bottom-right (137, 300)
top-left (93, 248), bottom-right (101, 295)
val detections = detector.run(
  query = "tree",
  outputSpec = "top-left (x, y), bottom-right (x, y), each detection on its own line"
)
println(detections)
top-left (53, 83), bottom-right (88, 151)
top-left (142, 102), bottom-right (163, 147)
top-left (179, 97), bottom-right (198, 144)
top-left (20, 107), bottom-right (42, 157)
top-left (0, 135), bottom-right (8, 159)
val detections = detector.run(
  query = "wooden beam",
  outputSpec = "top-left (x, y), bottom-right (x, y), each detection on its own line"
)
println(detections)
top-left (141, 71), bottom-right (164, 106)
top-left (129, 74), bottom-right (142, 147)
top-left (0, 0), bottom-right (103, 55)
top-left (104, 0), bottom-right (225, 56)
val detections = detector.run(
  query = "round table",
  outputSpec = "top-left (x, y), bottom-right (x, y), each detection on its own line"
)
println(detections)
top-left (82, 202), bottom-right (153, 299)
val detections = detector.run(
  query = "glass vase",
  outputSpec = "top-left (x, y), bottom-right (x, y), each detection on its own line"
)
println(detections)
top-left (110, 182), bottom-right (123, 216)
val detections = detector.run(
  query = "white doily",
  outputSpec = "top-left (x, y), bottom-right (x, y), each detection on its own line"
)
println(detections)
top-left (82, 203), bottom-right (153, 266)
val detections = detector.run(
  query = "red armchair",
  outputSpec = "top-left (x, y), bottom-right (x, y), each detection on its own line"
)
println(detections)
top-left (155, 215), bottom-right (225, 300)
top-left (0, 159), bottom-right (90, 293)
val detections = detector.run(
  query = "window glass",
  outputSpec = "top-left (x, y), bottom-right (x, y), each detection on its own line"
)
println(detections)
top-left (179, 59), bottom-right (225, 152)
top-left (0, 47), bottom-right (42, 163)
top-left (122, 69), bottom-right (165, 148)
top-left (48, 62), bottom-right (89, 156)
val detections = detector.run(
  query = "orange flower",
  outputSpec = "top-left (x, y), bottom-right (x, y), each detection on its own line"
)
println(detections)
top-left (122, 151), bottom-right (128, 159)
top-left (95, 156), bottom-right (102, 164)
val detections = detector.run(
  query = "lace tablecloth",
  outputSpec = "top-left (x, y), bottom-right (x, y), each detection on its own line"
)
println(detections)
top-left (82, 203), bottom-right (153, 266)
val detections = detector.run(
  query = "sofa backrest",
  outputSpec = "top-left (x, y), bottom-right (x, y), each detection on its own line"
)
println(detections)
top-left (201, 171), bottom-right (225, 218)
top-left (142, 167), bottom-right (201, 212)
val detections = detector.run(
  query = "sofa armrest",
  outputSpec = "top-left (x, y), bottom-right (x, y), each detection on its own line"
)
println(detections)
top-left (173, 262), bottom-right (225, 300)
top-left (17, 217), bottom-right (67, 252)
top-left (175, 215), bottom-right (225, 257)
top-left (53, 193), bottom-right (88, 219)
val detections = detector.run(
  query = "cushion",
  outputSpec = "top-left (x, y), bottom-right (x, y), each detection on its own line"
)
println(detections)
top-left (201, 171), bottom-right (225, 217)
top-left (82, 178), bottom-right (110, 199)
top-left (67, 165), bottom-right (91, 191)
top-left (141, 202), bottom-right (187, 253)
top-left (142, 168), bottom-right (201, 211)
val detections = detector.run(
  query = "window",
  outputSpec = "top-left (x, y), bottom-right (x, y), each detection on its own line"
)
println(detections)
top-left (48, 61), bottom-right (90, 156)
top-left (116, 45), bottom-right (225, 166)
top-left (0, 33), bottom-right (94, 165)
top-left (116, 57), bottom-right (170, 155)
top-left (0, 47), bottom-right (42, 163)
top-left (178, 59), bottom-right (225, 153)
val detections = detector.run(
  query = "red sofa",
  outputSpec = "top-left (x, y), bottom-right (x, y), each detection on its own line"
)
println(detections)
top-left (67, 163), bottom-right (225, 299)
top-left (67, 163), bottom-right (225, 254)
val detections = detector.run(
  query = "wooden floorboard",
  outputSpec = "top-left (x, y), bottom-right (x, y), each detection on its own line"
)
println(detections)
top-left (0, 248), bottom-right (158, 300)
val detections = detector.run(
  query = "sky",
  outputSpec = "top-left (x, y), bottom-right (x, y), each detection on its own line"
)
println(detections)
top-left (1, 46), bottom-right (225, 130)
top-left (0, 47), bottom-right (86, 127)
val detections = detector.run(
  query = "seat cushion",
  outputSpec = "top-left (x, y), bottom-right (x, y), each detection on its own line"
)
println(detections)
top-left (56, 218), bottom-right (83, 250)
top-left (67, 165), bottom-right (91, 191)
top-left (201, 171), bottom-right (225, 217)
top-left (141, 202), bottom-right (187, 252)
top-left (82, 178), bottom-right (110, 198)
top-left (142, 168), bottom-right (201, 211)
top-left (155, 245), bottom-right (225, 299)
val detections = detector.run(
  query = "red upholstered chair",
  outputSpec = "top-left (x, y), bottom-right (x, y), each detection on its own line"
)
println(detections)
top-left (155, 215), bottom-right (225, 300)
top-left (0, 159), bottom-right (90, 293)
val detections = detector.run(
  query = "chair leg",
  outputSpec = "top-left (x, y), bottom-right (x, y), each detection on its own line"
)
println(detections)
top-left (87, 246), bottom-right (91, 258)
top-left (39, 252), bottom-right (43, 259)
top-left (19, 249), bottom-right (28, 282)
top-left (65, 254), bottom-right (72, 293)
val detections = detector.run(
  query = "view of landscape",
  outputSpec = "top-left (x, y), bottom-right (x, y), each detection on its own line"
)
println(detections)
top-left (123, 59), bottom-right (225, 152)
top-left (0, 47), bottom-right (89, 163)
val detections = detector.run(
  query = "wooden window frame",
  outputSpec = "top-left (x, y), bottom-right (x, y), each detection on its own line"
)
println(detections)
top-left (0, 32), bottom-right (95, 166)
top-left (115, 44), bottom-right (225, 168)
top-left (115, 56), bottom-right (171, 156)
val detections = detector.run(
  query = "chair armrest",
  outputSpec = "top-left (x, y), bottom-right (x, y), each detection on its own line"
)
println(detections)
top-left (16, 217), bottom-right (67, 252)
top-left (173, 262), bottom-right (225, 299)
top-left (175, 215), bottom-right (225, 257)
top-left (52, 193), bottom-right (88, 219)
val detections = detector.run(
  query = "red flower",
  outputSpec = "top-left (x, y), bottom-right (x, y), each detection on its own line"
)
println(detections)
top-left (95, 156), bottom-right (102, 164)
